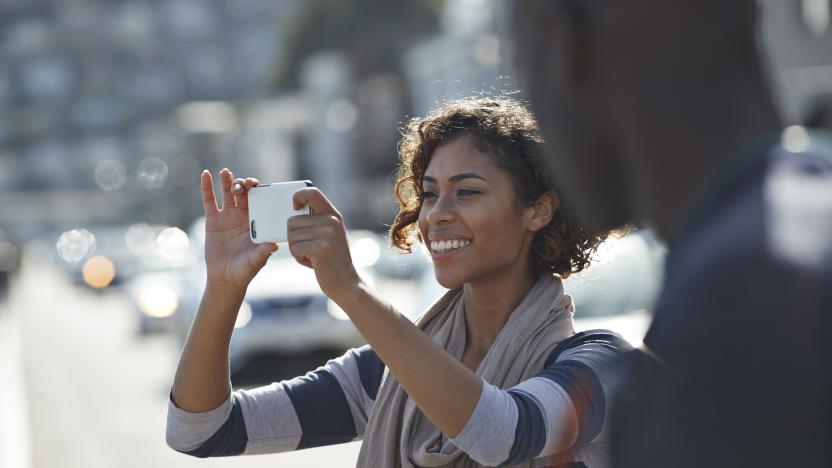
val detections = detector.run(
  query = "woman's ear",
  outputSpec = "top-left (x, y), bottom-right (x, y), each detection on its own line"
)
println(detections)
top-left (528, 192), bottom-right (559, 232)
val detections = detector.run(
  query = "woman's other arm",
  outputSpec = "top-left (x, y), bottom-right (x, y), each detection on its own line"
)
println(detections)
top-left (287, 188), bottom-right (483, 437)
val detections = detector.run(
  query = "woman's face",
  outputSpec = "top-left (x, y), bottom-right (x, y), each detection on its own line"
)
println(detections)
top-left (418, 134), bottom-right (537, 289)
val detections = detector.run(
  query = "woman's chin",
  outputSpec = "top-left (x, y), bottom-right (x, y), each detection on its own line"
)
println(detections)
top-left (433, 272), bottom-right (464, 290)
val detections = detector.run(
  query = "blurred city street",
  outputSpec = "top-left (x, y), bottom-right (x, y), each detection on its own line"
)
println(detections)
top-left (0, 243), bottom-right (360, 468)
top-left (1, 1), bottom-right (827, 467)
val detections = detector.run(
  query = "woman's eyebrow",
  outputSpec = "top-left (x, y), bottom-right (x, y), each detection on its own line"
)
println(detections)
top-left (423, 172), bottom-right (487, 184)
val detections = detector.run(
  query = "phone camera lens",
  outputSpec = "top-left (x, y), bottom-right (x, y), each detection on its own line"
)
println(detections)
top-left (250, 220), bottom-right (257, 239)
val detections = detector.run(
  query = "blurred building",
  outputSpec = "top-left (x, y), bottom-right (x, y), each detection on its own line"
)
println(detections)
top-left (0, 0), bottom-right (302, 240)
top-left (2, 0), bottom-right (830, 244)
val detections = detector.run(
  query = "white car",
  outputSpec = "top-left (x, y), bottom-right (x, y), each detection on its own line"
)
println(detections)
top-left (227, 253), bottom-right (366, 374)
top-left (566, 230), bottom-right (665, 347)
top-left (173, 227), bottom-right (367, 377)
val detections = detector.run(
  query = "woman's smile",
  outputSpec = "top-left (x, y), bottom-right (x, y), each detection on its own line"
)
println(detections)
top-left (429, 238), bottom-right (472, 259)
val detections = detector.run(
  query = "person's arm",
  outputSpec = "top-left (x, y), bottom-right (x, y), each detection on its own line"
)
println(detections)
top-left (287, 188), bottom-right (483, 437)
top-left (171, 168), bottom-right (277, 412)
top-left (450, 331), bottom-right (631, 465)
top-left (166, 346), bottom-right (385, 457)
top-left (167, 171), bottom-right (386, 458)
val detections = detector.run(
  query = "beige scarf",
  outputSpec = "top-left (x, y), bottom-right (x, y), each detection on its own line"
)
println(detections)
top-left (357, 274), bottom-right (575, 468)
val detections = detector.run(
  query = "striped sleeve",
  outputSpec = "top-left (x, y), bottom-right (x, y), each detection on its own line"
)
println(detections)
top-left (165, 345), bottom-right (385, 457)
top-left (450, 330), bottom-right (630, 466)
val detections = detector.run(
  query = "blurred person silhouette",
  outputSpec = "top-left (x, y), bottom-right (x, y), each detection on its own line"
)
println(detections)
top-left (166, 98), bottom-right (632, 467)
top-left (509, 1), bottom-right (832, 467)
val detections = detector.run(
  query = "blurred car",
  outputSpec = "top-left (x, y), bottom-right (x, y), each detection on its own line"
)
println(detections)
top-left (228, 253), bottom-right (366, 374)
top-left (125, 254), bottom-right (200, 335)
top-left (174, 226), bottom-right (367, 377)
top-left (56, 225), bottom-right (142, 289)
top-left (565, 230), bottom-right (666, 347)
top-left (415, 230), bottom-right (666, 347)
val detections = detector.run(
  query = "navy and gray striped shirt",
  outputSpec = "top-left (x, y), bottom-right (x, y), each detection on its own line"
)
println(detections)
top-left (166, 330), bottom-right (629, 467)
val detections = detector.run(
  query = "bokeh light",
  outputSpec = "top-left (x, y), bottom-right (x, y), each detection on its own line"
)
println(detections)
top-left (82, 255), bottom-right (116, 289)
top-left (176, 101), bottom-right (237, 134)
top-left (56, 228), bottom-right (96, 262)
top-left (137, 285), bottom-right (179, 318)
top-left (137, 157), bottom-right (168, 189)
top-left (782, 125), bottom-right (811, 153)
top-left (351, 237), bottom-right (381, 267)
top-left (94, 159), bottom-right (127, 191)
top-left (234, 301), bottom-right (252, 328)
top-left (125, 223), bottom-right (156, 255)
top-left (156, 227), bottom-right (189, 259)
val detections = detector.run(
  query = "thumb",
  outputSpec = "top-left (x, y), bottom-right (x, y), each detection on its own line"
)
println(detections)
top-left (254, 243), bottom-right (279, 263)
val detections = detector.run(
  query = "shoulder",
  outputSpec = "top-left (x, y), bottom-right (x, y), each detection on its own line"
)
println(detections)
top-left (545, 329), bottom-right (632, 368)
top-left (648, 146), bottom-right (832, 374)
top-left (675, 145), bottom-right (832, 280)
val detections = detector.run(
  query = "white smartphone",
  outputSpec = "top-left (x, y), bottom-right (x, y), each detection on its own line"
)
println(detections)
top-left (247, 180), bottom-right (314, 244)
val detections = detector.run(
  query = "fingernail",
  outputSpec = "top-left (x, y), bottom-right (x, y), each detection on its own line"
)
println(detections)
top-left (233, 183), bottom-right (242, 192)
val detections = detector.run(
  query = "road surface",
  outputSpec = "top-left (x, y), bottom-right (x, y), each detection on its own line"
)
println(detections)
top-left (1, 244), bottom-right (361, 468)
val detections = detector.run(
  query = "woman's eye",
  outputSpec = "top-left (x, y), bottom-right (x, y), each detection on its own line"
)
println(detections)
top-left (457, 189), bottom-right (481, 196)
top-left (422, 190), bottom-right (437, 199)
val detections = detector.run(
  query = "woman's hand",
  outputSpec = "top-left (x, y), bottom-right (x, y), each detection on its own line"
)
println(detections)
top-left (287, 188), bottom-right (361, 301)
top-left (200, 168), bottom-right (278, 290)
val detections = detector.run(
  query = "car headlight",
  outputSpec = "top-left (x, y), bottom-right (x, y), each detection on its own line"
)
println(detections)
top-left (234, 301), bottom-right (252, 329)
top-left (137, 285), bottom-right (178, 318)
top-left (327, 299), bottom-right (350, 321)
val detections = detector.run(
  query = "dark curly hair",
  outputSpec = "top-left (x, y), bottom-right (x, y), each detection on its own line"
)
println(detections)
top-left (390, 97), bottom-right (608, 278)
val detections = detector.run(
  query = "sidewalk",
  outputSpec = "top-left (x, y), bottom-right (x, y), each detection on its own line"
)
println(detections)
top-left (0, 276), bottom-right (32, 468)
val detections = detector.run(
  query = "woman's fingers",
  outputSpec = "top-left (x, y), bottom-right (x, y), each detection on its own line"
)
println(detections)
top-left (219, 168), bottom-right (235, 210)
top-left (200, 170), bottom-right (220, 216)
top-left (288, 238), bottom-right (324, 269)
top-left (232, 178), bottom-right (248, 210)
top-left (287, 213), bottom-right (341, 232)
top-left (231, 177), bottom-right (262, 210)
top-left (244, 177), bottom-right (260, 189)
top-left (293, 187), bottom-right (340, 218)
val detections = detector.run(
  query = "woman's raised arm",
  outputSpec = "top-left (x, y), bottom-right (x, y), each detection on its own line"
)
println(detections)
top-left (171, 169), bottom-right (277, 412)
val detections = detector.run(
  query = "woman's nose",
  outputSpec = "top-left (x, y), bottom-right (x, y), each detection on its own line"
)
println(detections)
top-left (425, 196), bottom-right (456, 225)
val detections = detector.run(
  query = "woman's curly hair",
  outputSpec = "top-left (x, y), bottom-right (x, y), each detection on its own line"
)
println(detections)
top-left (390, 97), bottom-right (608, 278)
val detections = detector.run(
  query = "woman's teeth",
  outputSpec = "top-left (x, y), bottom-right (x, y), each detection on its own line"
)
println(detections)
top-left (430, 239), bottom-right (470, 253)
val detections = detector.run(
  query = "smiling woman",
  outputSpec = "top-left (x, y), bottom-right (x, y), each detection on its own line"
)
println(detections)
top-left (166, 97), bottom-right (631, 468)
top-left (393, 98), bottom-right (605, 280)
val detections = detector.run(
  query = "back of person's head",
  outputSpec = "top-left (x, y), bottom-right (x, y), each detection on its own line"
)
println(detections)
top-left (507, 0), bottom-right (779, 234)
top-left (390, 96), bottom-right (607, 278)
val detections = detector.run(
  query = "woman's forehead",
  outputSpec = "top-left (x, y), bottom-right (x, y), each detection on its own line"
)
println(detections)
top-left (424, 136), bottom-right (499, 180)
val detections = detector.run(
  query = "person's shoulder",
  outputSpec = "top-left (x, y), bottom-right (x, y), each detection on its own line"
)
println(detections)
top-left (673, 144), bottom-right (832, 282)
top-left (762, 144), bottom-right (832, 273)
top-left (545, 329), bottom-right (632, 367)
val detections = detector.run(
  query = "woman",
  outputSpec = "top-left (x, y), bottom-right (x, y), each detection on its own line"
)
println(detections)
top-left (166, 97), bottom-right (630, 467)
